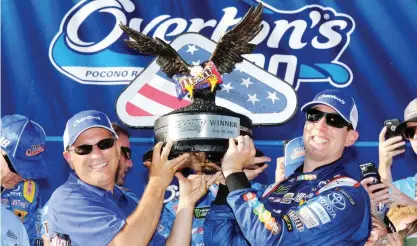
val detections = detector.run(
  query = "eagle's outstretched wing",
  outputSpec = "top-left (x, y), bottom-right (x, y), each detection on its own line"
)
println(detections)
top-left (119, 23), bottom-right (190, 78)
top-left (209, 3), bottom-right (263, 74)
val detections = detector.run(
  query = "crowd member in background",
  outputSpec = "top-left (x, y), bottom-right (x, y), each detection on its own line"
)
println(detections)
top-left (1, 114), bottom-right (49, 246)
top-left (111, 122), bottom-right (133, 187)
top-left (387, 205), bottom-right (417, 231)
top-left (379, 98), bottom-right (417, 200)
top-left (205, 90), bottom-right (371, 245)
top-left (149, 153), bottom-right (270, 246)
top-left (361, 178), bottom-right (417, 220)
top-left (399, 220), bottom-right (417, 246)
top-left (361, 177), bottom-right (417, 245)
top-left (45, 110), bottom-right (190, 245)
top-left (365, 214), bottom-right (403, 246)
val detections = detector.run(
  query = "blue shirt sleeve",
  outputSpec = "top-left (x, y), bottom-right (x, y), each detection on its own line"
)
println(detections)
top-left (226, 186), bottom-right (371, 245)
top-left (204, 182), bottom-right (266, 246)
top-left (204, 204), bottom-right (250, 246)
top-left (21, 181), bottom-right (42, 246)
top-left (148, 199), bottom-right (177, 246)
top-left (48, 193), bottom-right (125, 246)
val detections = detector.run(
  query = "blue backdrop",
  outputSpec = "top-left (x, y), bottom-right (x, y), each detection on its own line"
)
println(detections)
top-left (2, 0), bottom-right (417, 206)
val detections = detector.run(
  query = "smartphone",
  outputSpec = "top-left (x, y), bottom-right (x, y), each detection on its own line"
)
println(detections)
top-left (359, 162), bottom-right (383, 192)
top-left (384, 119), bottom-right (405, 150)
top-left (359, 162), bottom-right (396, 233)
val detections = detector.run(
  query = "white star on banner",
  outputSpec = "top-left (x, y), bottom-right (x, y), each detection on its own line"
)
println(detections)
top-left (266, 91), bottom-right (279, 104)
top-left (186, 45), bottom-right (199, 55)
top-left (247, 94), bottom-right (260, 105)
top-left (192, 60), bottom-right (201, 65)
top-left (241, 77), bottom-right (253, 88)
top-left (222, 83), bottom-right (234, 93)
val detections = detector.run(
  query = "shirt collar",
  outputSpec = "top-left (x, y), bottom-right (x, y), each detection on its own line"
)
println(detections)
top-left (68, 172), bottom-right (113, 197)
top-left (293, 156), bottom-right (343, 175)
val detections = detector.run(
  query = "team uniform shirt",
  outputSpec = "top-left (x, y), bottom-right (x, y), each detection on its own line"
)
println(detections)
top-left (1, 205), bottom-right (30, 246)
top-left (1, 181), bottom-right (42, 246)
top-left (150, 182), bottom-right (266, 246)
top-left (204, 158), bottom-right (371, 246)
top-left (46, 173), bottom-right (138, 246)
top-left (393, 173), bottom-right (417, 200)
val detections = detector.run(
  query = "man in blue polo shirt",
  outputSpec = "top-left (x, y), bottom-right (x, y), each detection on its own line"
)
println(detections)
top-left (1, 114), bottom-right (49, 246)
top-left (46, 110), bottom-right (190, 246)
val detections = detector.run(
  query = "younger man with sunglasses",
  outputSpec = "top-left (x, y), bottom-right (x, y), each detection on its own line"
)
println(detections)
top-left (205, 90), bottom-right (371, 245)
top-left (1, 114), bottom-right (49, 246)
top-left (45, 110), bottom-right (189, 245)
top-left (111, 123), bottom-right (133, 187)
top-left (379, 98), bottom-right (417, 201)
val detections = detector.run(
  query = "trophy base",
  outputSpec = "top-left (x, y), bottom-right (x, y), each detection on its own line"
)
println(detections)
top-left (143, 139), bottom-right (265, 174)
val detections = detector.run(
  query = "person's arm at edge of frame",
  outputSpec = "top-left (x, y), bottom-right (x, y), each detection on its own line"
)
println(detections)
top-left (109, 141), bottom-right (189, 246)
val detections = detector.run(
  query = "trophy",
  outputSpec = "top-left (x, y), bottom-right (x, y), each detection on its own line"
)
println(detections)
top-left (120, 3), bottom-right (264, 173)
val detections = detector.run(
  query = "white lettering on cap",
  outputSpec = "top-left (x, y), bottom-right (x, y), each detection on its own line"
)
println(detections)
top-left (318, 94), bottom-right (345, 104)
top-left (73, 116), bottom-right (101, 127)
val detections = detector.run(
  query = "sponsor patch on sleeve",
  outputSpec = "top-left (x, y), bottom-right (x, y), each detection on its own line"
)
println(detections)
top-left (23, 181), bottom-right (36, 203)
top-left (264, 217), bottom-right (281, 235)
top-left (243, 192), bottom-right (257, 201)
top-left (287, 210), bottom-right (305, 232)
top-left (282, 215), bottom-right (293, 232)
top-left (13, 209), bottom-right (28, 222)
top-left (194, 207), bottom-right (210, 219)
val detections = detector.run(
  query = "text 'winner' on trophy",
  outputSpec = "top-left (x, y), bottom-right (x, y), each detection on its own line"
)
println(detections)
top-left (120, 3), bottom-right (266, 174)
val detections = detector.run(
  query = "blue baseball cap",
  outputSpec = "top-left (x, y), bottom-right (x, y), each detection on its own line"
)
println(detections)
top-left (0, 114), bottom-right (49, 179)
top-left (63, 110), bottom-right (118, 150)
top-left (301, 90), bottom-right (358, 130)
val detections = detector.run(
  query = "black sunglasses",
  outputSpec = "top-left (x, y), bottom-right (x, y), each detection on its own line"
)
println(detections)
top-left (403, 126), bottom-right (417, 140)
top-left (3, 154), bottom-right (18, 174)
top-left (121, 146), bottom-right (131, 160)
top-left (67, 138), bottom-right (116, 155)
top-left (306, 108), bottom-right (352, 129)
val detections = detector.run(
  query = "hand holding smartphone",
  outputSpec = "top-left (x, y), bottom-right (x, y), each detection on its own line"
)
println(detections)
top-left (359, 162), bottom-right (396, 233)
top-left (384, 119), bottom-right (405, 150)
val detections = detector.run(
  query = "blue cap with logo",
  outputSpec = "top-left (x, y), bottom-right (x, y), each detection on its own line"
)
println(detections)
top-left (0, 114), bottom-right (49, 179)
top-left (63, 110), bottom-right (117, 150)
top-left (301, 89), bottom-right (358, 130)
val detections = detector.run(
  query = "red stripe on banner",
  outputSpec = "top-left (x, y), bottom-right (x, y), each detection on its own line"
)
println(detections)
top-left (126, 102), bottom-right (152, 116)
top-left (138, 84), bottom-right (190, 109)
